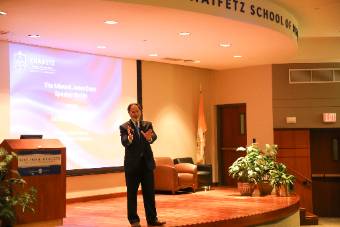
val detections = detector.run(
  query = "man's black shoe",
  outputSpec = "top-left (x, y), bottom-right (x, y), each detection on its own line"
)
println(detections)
top-left (130, 221), bottom-right (141, 227)
top-left (147, 219), bottom-right (166, 226)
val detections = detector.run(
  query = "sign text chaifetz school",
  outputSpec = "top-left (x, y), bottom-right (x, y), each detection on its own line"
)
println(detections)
top-left (189, 0), bottom-right (299, 38)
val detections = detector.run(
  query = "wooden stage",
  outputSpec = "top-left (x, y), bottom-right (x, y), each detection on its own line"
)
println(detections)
top-left (61, 187), bottom-right (300, 227)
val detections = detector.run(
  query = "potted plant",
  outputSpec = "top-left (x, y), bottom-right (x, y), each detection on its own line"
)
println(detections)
top-left (253, 144), bottom-right (277, 196)
top-left (228, 143), bottom-right (261, 196)
top-left (269, 162), bottom-right (295, 196)
top-left (0, 147), bottom-right (37, 227)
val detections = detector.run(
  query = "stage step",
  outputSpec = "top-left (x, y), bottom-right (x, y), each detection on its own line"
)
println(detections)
top-left (300, 207), bottom-right (319, 225)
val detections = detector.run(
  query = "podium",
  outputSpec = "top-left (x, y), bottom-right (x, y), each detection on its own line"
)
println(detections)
top-left (1, 139), bottom-right (66, 226)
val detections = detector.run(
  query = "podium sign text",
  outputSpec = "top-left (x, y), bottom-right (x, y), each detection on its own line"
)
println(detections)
top-left (18, 149), bottom-right (61, 176)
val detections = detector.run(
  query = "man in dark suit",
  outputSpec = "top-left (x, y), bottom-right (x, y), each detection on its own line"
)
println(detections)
top-left (120, 103), bottom-right (165, 227)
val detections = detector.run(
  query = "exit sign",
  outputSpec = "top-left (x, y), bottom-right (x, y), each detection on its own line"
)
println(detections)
top-left (323, 113), bottom-right (336, 123)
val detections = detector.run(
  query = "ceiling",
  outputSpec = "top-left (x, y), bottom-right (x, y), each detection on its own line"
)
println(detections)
top-left (273, 0), bottom-right (340, 38)
top-left (0, 0), bottom-right (339, 70)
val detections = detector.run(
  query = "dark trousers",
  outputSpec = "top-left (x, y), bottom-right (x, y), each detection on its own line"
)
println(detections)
top-left (125, 158), bottom-right (157, 224)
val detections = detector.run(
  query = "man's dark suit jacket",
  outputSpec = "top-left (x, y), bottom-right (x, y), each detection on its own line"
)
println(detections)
top-left (120, 120), bottom-right (157, 173)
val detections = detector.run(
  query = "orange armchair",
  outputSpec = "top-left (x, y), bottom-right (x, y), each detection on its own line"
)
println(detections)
top-left (154, 157), bottom-right (198, 194)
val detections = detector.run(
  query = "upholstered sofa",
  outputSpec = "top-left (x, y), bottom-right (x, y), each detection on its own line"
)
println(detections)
top-left (154, 157), bottom-right (197, 194)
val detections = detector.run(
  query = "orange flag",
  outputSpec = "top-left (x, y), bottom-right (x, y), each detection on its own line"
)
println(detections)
top-left (196, 90), bottom-right (207, 164)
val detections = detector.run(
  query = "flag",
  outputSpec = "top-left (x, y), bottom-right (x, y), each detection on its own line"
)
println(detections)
top-left (196, 90), bottom-right (207, 164)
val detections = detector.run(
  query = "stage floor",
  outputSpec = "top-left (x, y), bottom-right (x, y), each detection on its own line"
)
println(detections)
top-left (61, 187), bottom-right (299, 227)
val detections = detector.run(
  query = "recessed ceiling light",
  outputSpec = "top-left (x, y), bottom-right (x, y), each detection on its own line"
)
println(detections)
top-left (179, 32), bottom-right (191, 36)
top-left (233, 55), bottom-right (242, 58)
top-left (193, 60), bottom-right (201, 63)
top-left (0, 11), bottom-right (7, 16)
top-left (27, 34), bottom-right (40, 38)
top-left (97, 45), bottom-right (106, 49)
top-left (149, 53), bottom-right (158, 57)
top-left (220, 43), bottom-right (231, 48)
top-left (104, 20), bottom-right (118, 25)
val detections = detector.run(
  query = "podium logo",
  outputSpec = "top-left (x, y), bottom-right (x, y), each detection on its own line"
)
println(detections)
top-left (14, 51), bottom-right (27, 72)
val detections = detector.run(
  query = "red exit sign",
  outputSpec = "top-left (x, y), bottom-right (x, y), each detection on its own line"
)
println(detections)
top-left (323, 113), bottom-right (337, 123)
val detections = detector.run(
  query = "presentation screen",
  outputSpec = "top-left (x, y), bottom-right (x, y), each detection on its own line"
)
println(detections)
top-left (9, 43), bottom-right (137, 170)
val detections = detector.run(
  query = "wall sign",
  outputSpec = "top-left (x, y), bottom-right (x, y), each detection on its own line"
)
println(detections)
top-left (323, 113), bottom-right (336, 123)
top-left (189, 0), bottom-right (299, 38)
top-left (114, 0), bottom-right (299, 40)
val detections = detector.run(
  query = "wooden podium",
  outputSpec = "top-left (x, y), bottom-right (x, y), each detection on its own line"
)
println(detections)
top-left (1, 139), bottom-right (66, 226)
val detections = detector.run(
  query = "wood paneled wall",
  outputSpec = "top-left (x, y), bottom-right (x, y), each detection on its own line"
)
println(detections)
top-left (274, 129), bottom-right (313, 212)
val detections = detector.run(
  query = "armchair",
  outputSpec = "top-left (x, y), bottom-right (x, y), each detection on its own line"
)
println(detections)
top-left (173, 157), bottom-right (212, 189)
top-left (154, 157), bottom-right (197, 194)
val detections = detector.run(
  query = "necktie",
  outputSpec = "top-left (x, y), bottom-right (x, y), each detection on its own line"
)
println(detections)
top-left (134, 122), bottom-right (140, 138)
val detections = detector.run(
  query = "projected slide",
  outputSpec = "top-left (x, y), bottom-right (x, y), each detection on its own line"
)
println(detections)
top-left (9, 43), bottom-right (136, 170)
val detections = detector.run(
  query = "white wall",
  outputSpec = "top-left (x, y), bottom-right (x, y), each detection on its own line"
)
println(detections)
top-left (142, 61), bottom-right (212, 161)
top-left (0, 41), bottom-right (9, 139)
top-left (208, 65), bottom-right (274, 181)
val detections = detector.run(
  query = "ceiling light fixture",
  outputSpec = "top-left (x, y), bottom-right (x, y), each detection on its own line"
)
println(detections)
top-left (193, 60), bottom-right (201, 63)
top-left (27, 34), bottom-right (40, 38)
top-left (149, 53), bottom-right (158, 57)
top-left (97, 45), bottom-right (106, 49)
top-left (0, 11), bottom-right (7, 16)
top-left (104, 20), bottom-right (118, 25)
top-left (220, 43), bottom-right (231, 48)
top-left (233, 55), bottom-right (242, 58)
top-left (179, 32), bottom-right (191, 36)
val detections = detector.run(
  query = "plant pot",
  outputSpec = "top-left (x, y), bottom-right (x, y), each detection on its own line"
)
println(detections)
top-left (258, 181), bottom-right (273, 196)
top-left (237, 182), bottom-right (255, 196)
top-left (275, 184), bottom-right (290, 197)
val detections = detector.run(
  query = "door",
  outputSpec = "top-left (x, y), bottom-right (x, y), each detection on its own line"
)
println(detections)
top-left (218, 104), bottom-right (247, 186)
top-left (310, 129), bottom-right (340, 217)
